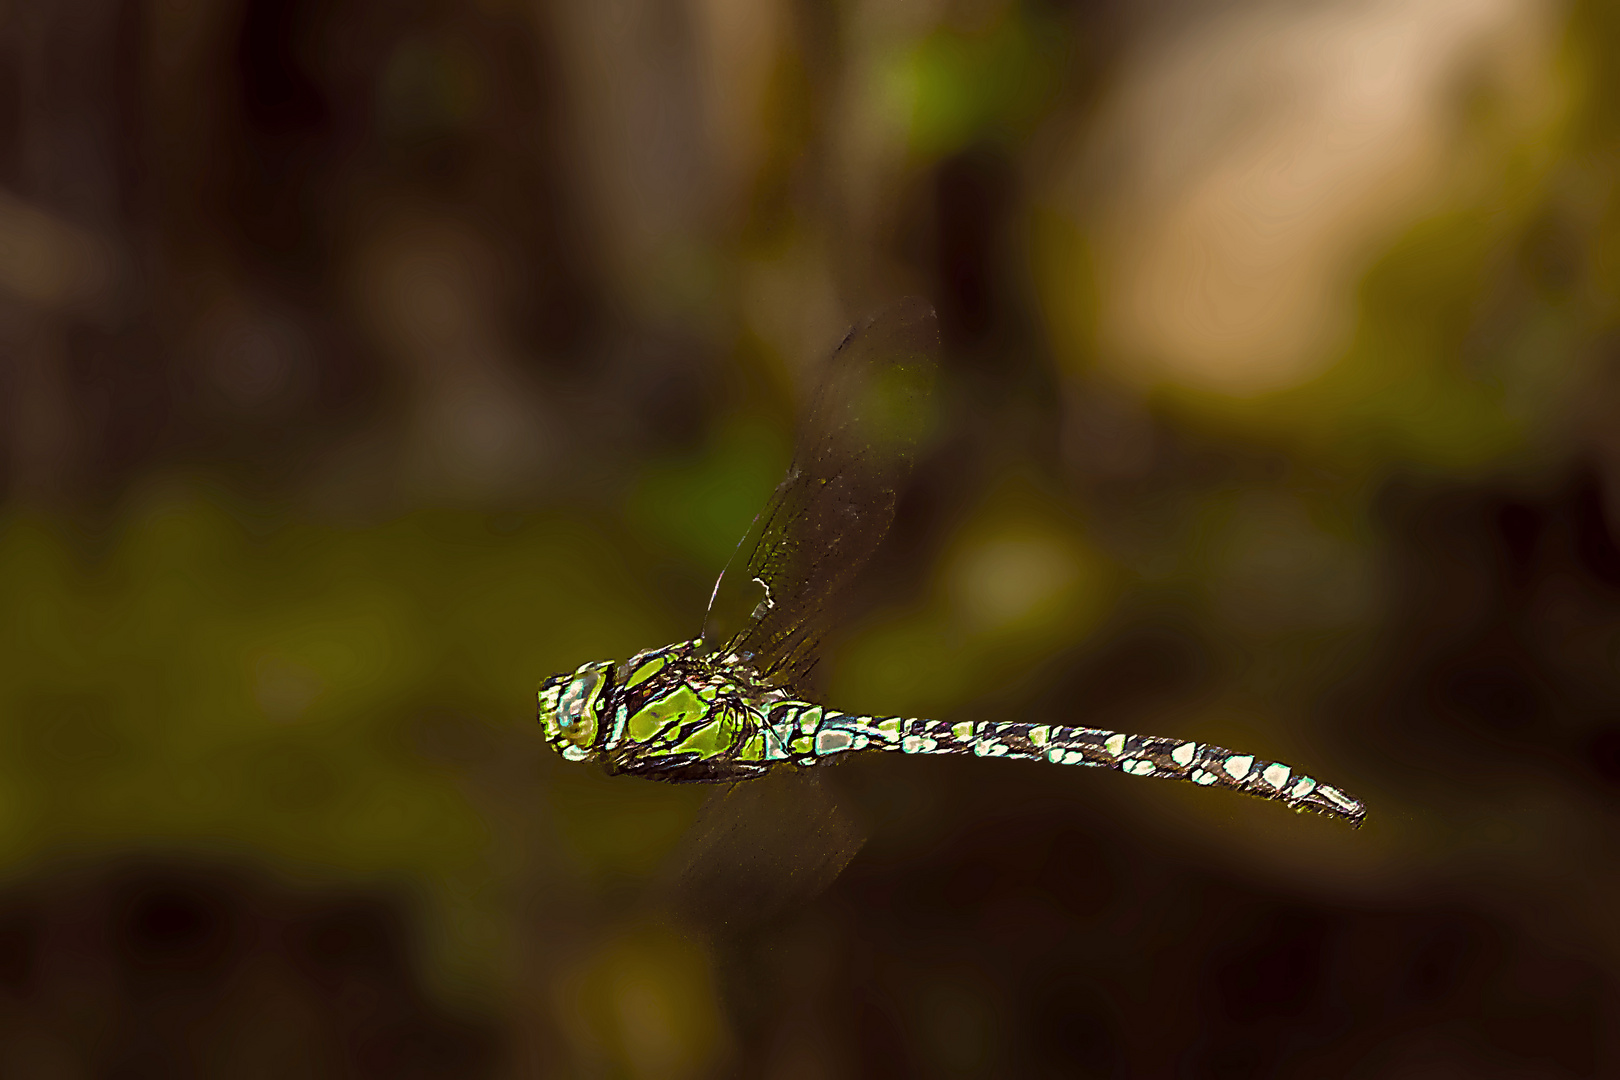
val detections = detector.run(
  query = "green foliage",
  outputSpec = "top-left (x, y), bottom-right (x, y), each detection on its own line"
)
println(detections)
top-left (0, 486), bottom-right (684, 988)
top-left (627, 414), bottom-right (789, 571)
top-left (890, 14), bottom-right (1059, 158)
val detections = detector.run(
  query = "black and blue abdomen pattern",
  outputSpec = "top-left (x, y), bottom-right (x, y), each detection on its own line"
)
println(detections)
top-left (804, 714), bottom-right (1365, 825)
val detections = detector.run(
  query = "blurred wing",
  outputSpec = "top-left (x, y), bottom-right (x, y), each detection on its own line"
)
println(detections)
top-left (656, 767), bottom-right (868, 934)
top-left (701, 297), bottom-right (939, 689)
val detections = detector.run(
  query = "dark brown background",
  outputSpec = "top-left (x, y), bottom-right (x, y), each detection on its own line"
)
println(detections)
top-left (2, 0), bottom-right (1618, 1075)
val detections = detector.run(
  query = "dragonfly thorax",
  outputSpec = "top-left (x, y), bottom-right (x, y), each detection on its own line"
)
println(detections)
top-left (536, 641), bottom-right (805, 782)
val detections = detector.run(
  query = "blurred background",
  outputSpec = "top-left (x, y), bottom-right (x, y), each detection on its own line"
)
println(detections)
top-left (2, 0), bottom-right (1619, 1074)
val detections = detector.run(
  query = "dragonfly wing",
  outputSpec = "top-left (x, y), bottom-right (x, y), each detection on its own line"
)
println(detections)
top-left (702, 297), bottom-right (939, 690)
top-left (655, 767), bottom-right (868, 933)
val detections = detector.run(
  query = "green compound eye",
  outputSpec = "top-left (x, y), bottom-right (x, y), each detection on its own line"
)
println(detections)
top-left (538, 663), bottom-right (608, 760)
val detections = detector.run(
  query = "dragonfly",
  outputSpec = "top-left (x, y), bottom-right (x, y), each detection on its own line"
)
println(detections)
top-left (537, 298), bottom-right (1366, 828)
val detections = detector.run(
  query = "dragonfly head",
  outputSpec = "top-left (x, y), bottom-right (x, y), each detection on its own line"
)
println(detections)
top-left (537, 660), bottom-right (614, 761)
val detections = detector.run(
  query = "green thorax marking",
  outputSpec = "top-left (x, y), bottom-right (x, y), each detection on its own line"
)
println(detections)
top-left (605, 642), bottom-right (896, 773)
top-left (599, 642), bottom-right (782, 773)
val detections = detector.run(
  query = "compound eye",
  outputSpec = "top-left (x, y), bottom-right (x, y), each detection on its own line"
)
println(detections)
top-left (556, 669), bottom-right (602, 747)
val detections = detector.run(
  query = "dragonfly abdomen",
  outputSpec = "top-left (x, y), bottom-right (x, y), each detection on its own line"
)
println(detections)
top-left (811, 713), bottom-right (1366, 827)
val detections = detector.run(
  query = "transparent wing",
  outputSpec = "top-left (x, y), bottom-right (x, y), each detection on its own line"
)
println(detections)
top-left (701, 297), bottom-right (939, 690)
top-left (655, 768), bottom-right (868, 934)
